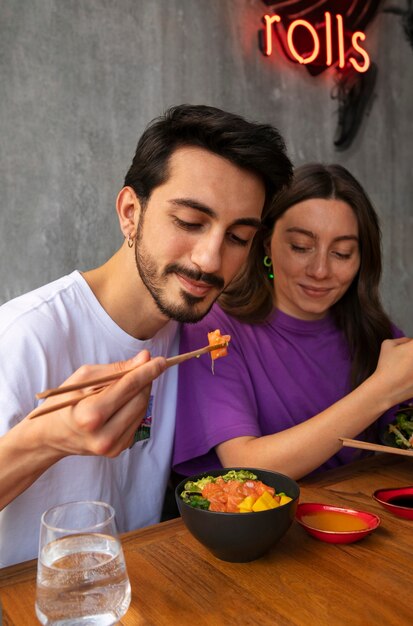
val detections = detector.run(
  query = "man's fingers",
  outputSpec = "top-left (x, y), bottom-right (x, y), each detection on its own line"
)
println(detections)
top-left (99, 355), bottom-right (166, 412)
top-left (111, 349), bottom-right (152, 375)
top-left (117, 355), bottom-right (167, 393)
top-left (56, 349), bottom-right (154, 388)
top-left (73, 355), bottom-right (166, 432)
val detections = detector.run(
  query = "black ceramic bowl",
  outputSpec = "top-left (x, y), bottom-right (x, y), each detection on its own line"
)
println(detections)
top-left (175, 468), bottom-right (300, 562)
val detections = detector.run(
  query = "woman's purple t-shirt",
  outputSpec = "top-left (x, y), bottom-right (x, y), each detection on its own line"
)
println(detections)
top-left (173, 305), bottom-right (402, 477)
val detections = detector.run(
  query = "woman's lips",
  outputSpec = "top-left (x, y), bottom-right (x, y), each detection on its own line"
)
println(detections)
top-left (176, 273), bottom-right (213, 297)
top-left (300, 284), bottom-right (333, 298)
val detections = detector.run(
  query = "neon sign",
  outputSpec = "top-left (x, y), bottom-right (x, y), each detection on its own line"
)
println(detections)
top-left (261, 11), bottom-right (370, 73)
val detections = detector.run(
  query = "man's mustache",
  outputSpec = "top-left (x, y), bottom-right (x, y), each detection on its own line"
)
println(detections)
top-left (165, 264), bottom-right (225, 290)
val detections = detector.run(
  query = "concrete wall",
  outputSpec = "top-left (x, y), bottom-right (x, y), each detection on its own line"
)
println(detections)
top-left (1, 0), bottom-right (412, 332)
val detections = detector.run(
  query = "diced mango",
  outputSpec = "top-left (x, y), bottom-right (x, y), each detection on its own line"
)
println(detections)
top-left (237, 495), bottom-right (256, 511)
top-left (237, 490), bottom-right (292, 513)
top-left (251, 498), bottom-right (267, 512)
top-left (279, 495), bottom-right (292, 506)
top-left (261, 491), bottom-right (276, 505)
top-left (252, 491), bottom-right (280, 511)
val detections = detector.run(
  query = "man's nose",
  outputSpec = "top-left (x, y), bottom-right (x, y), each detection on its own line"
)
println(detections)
top-left (190, 234), bottom-right (223, 275)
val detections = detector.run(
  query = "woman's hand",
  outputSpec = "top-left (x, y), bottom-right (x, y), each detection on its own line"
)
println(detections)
top-left (373, 337), bottom-right (413, 406)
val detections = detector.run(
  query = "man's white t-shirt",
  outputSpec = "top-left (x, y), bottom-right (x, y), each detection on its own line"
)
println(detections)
top-left (0, 271), bottom-right (179, 567)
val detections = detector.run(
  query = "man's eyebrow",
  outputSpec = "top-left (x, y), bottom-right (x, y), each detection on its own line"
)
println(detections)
top-left (286, 227), bottom-right (358, 242)
top-left (170, 198), bottom-right (262, 229)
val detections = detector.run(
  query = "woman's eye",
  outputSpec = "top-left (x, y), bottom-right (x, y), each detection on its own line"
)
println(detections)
top-left (333, 251), bottom-right (352, 260)
top-left (291, 244), bottom-right (309, 253)
top-left (227, 232), bottom-right (249, 247)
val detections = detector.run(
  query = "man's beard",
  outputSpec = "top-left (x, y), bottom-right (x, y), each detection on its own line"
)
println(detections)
top-left (134, 217), bottom-right (225, 323)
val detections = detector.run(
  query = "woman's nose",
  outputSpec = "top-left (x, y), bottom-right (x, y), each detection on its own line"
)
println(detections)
top-left (306, 252), bottom-right (331, 279)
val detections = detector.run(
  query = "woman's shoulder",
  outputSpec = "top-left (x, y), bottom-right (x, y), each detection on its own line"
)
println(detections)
top-left (390, 322), bottom-right (406, 339)
top-left (182, 304), bottom-right (243, 335)
top-left (180, 305), bottom-right (280, 362)
top-left (180, 304), bottom-right (259, 352)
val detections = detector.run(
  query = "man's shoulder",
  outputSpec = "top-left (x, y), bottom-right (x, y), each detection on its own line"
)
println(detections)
top-left (0, 272), bottom-right (83, 337)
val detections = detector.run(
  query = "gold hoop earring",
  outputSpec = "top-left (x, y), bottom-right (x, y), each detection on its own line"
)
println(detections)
top-left (127, 234), bottom-right (134, 248)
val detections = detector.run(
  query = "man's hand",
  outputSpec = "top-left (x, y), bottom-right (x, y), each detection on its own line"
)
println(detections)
top-left (27, 350), bottom-right (167, 458)
top-left (0, 350), bottom-right (167, 511)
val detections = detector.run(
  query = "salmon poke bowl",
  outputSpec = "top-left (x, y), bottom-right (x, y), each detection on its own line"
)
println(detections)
top-left (175, 468), bottom-right (300, 562)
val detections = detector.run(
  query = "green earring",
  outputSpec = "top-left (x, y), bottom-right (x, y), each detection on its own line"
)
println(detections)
top-left (263, 256), bottom-right (274, 280)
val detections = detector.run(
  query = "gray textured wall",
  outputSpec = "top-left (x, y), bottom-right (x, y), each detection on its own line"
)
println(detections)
top-left (1, 0), bottom-right (412, 332)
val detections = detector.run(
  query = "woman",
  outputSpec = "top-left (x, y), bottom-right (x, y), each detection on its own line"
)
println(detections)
top-left (172, 164), bottom-right (413, 480)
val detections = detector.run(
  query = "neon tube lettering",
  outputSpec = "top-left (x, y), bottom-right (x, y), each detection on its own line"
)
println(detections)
top-left (336, 14), bottom-right (345, 68)
top-left (288, 19), bottom-right (319, 65)
top-left (350, 32), bottom-right (370, 72)
top-left (261, 11), bottom-right (371, 73)
top-left (325, 11), bottom-right (333, 67)
top-left (262, 14), bottom-right (281, 56)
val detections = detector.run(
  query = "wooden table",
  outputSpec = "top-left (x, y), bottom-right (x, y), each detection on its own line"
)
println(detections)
top-left (0, 454), bottom-right (411, 625)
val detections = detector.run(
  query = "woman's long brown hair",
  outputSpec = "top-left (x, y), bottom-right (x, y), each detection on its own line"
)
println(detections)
top-left (219, 163), bottom-right (393, 390)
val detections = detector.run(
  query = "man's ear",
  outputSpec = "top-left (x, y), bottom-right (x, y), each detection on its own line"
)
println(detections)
top-left (116, 186), bottom-right (141, 238)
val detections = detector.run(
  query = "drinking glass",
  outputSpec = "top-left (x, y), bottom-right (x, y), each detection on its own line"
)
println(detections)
top-left (35, 500), bottom-right (131, 626)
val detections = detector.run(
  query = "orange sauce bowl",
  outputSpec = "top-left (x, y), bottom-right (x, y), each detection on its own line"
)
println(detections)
top-left (295, 502), bottom-right (380, 544)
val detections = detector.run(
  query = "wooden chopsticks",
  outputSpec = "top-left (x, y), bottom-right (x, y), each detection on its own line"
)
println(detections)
top-left (339, 437), bottom-right (413, 457)
top-left (29, 342), bottom-right (228, 420)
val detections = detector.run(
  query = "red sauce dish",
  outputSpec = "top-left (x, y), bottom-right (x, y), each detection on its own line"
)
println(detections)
top-left (372, 486), bottom-right (413, 520)
top-left (295, 502), bottom-right (380, 544)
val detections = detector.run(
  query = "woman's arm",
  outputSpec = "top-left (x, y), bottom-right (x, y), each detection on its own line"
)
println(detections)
top-left (217, 338), bottom-right (413, 479)
top-left (0, 350), bottom-right (166, 510)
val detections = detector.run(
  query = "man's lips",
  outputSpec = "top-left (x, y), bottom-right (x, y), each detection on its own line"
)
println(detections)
top-left (176, 273), bottom-right (216, 297)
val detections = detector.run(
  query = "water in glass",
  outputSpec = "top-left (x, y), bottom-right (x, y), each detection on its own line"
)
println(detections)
top-left (35, 501), bottom-right (131, 625)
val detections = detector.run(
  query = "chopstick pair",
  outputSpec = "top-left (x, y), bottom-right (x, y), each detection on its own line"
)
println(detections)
top-left (29, 342), bottom-right (228, 420)
top-left (339, 437), bottom-right (413, 457)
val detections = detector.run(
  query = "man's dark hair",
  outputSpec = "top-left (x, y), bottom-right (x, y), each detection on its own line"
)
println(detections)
top-left (124, 104), bottom-right (292, 215)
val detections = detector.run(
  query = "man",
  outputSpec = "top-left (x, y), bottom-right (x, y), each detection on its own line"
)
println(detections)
top-left (0, 104), bottom-right (292, 566)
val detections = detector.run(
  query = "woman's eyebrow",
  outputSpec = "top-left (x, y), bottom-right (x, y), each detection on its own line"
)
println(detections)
top-left (286, 227), bottom-right (358, 242)
top-left (333, 234), bottom-right (359, 242)
top-left (169, 198), bottom-right (262, 229)
top-left (286, 227), bottom-right (316, 238)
